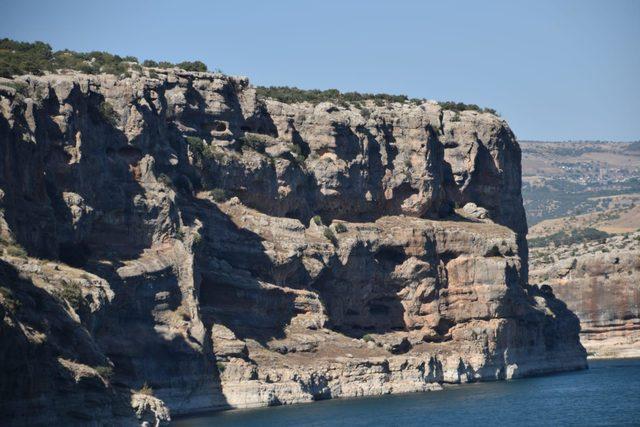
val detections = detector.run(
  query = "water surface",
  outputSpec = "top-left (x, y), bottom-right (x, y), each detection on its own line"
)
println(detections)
top-left (175, 359), bottom-right (640, 426)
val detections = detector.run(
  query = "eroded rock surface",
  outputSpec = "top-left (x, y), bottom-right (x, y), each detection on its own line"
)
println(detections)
top-left (0, 70), bottom-right (585, 425)
top-left (530, 232), bottom-right (640, 358)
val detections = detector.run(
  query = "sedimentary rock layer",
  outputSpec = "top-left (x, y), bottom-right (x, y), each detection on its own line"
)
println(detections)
top-left (0, 69), bottom-right (586, 425)
top-left (530, 232), bottom-right (640, 358)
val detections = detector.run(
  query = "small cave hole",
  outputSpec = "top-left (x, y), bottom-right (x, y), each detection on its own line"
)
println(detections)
top-left (59, 242), bottom-right (91, 268)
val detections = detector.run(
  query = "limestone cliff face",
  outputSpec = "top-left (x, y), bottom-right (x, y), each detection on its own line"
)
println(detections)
top-left (530, 232), bottom-right (640, 358)
top-left (0, 70), bottom-right (585, 425)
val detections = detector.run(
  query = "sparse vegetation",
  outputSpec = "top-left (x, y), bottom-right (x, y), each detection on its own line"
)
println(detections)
top-left (192, 232), bottom-right (202, 245)
top-left (1, 80), bottom-right (28, 95)
top-left (334, 223), bottom-right (348, 233)
top-left (362, 334), bottom-right (374, 343)
top-left (529, 227), bottom-right (611, 248)
top-left (0, 38), bottom-right (209, 78)
top-left (0, 286), bottom-right (21, 312)
top-left (185, 135), bottom-right (209, 158)
top-left (286, 143), bottom-right (306, 163)
top-left (185, 136), bottom-right (230, 164)
top-left (438, 101), bottom-right (498, 115)
top-left (176, 61), bottom-right (207, 72)
top-left (95, 365), bottom-right (114, 381)
top-left (98, 101), bottom-right (118, 126)
top-left (5, 244), bottom-right (27, 258)
top-left (137, 382), bottom-right (154, 396)
top-left (216, 361), bottom-right (226, 373)
top-left (312, 215), bottom-right (322, 226)
top-left (210, 188), bottom-right (228, 202)
top-left (55, 280), bottom-right (84, 310)
top-left (239, 133), bottom-right (266, 153)
top-left (256, 86), bottom-right (409, 105)
top-left (255, 86), bottom-right (498, 114)
top-left (323, 227), bottom-right (337, 245)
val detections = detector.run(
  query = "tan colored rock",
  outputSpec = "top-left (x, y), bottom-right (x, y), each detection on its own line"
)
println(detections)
top-left (530, 231), bottom-right (640, 358)
top-left (0, 69), bottom-right (584, 424)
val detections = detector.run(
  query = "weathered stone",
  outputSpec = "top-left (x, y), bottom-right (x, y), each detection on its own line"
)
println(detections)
top-left (0, 69), bottom-right (585, 425)
top-left (530, 232), bottom-right (640, 358)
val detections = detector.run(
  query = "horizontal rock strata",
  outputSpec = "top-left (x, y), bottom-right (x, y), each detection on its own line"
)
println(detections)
top-left (530, 232), bottom-right (640, 358)
top-left (0, 69), bottom-right (586, 425)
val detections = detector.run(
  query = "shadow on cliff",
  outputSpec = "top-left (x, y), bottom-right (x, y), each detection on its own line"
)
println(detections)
top-left (181, 195), bottom-right (306, 345)
top-left (311, 241), bottom-right (409, 339)
top-left (180, 190), bottom-right (416, 342)
top-left (0, 259), bottom-right (137, 424)
top-left (0, 87), bottom-right (156, 263)
top-left (0, 88), bottom-right (231, 411)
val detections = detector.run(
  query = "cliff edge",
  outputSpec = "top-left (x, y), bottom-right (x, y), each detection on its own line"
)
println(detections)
top-left (0, 69), bottom-right (586, 425)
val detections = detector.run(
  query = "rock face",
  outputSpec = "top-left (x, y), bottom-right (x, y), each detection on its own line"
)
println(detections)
top-left (530, 232), bottom-right (640, 358)
top-left (0, 69), bottom-right (586, 425)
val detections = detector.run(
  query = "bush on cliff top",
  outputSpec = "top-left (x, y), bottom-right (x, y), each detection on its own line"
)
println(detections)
top-left (0, 38), bottom-right (209, 78)
top-left (255, 85), bottom-right (498, 114)
top-left (255, 86), bottom-right (409, 105)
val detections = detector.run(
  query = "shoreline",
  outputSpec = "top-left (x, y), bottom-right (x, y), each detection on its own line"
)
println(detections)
top-left (172, 362), bottom-right (591, 421)
top-left (172, 358), bottom-right (640, 426)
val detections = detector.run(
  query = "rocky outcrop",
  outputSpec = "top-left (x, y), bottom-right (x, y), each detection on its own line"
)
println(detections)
top-left (0, 69), bottom-right (585, 425)
top-left (530, 232), bottom-right (640, 358)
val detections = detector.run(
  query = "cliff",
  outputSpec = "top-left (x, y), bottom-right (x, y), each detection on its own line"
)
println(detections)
top-left (530, 231), bottom-right (640, 358)
top-left (0, 69), bottom-right (586, 425)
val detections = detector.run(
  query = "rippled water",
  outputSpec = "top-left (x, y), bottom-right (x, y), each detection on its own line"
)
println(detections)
top-left (174, 359), bottom-right (640, 426)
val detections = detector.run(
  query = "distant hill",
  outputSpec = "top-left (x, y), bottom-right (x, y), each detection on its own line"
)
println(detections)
top-left (520, 140), bottom-right (640, 227)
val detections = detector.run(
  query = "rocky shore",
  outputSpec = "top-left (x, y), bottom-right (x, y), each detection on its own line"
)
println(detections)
top-left (0, 68), bottom-right (586, 425)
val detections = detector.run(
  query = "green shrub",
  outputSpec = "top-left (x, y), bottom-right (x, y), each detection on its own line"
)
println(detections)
top-left (0, 286), bottom-right (21, 312)
top-left (2, 81), bottom-right (28, 96)
top-left (95, 365), bottom-right (114, 381)
top-left (334, 223), bottom-right (347, 233)
top-left (216, 361), bottom-right (226, 373)
top-left (0, 39), bottom-right (53, 77)
top-left (177, 60), bottom-right (207, 72)
top-left (323, 227), bottom-right (337, 245)
top-left (98, 101), bottom-right (118, 126)
top-left (362, 334), bottom-right (374, 343)
top-left (185, 135), bottom-right (212, 160)
top-left (5, 244), bottom-right (27, 258)
top-left (255, 86), bottom-right (409, 105)
top-left (192, 232), bottom-right (202, 245)
top-left (312, 215), bottom-right (322, 226)
top-left (450, 112), bottom-right (461, 122)
top-left (287, 143), bottom-right (306, 163)
top-left (56, 280), bottom-right (83, 309)
top-left (239, 134), bottom-right (266, 153)
top-left (210, 188), bottom-right (228, 202)
top-left (0, 38), bottom-right (211, 78)
top-left (438, 101), bottom-right (498, 115)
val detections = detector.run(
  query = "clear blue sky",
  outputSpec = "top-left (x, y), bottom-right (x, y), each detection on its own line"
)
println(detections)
top-left (1, 0), bottom-right (638, 141)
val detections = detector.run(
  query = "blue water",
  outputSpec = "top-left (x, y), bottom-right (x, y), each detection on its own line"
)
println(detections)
top-left (174, 359), bottom-right (640, 426)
